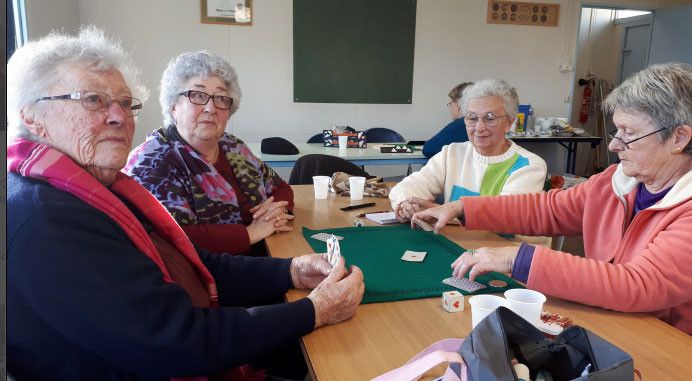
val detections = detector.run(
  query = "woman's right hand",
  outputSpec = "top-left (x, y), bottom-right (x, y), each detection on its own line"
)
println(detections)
top-left (246, 210), bottom-right (294, 244)
top-left (395, 196), bottom-right (438, 222)
top-left (307, 257), bottom-right (365, 328)
top-left (411, 200), bottom-right (464, 234)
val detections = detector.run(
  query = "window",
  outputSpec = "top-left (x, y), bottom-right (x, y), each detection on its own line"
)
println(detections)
top-left (615, 10), bottom-right (651, 20)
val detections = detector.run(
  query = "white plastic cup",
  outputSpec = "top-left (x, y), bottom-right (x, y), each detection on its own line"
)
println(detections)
top-left (348, 176), bottom-right (366, 200)
top-left (338, 135), bottom-right (348, 150)
top-left (468, 295), bottom-right (510, 328)
top-left (312, 176), bottom-right (330, 199)
top-left (504, 289), bottom-right (546, 326)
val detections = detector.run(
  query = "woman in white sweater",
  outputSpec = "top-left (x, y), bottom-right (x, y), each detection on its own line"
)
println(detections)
top-left (391, 79), bottom-right (547, 220)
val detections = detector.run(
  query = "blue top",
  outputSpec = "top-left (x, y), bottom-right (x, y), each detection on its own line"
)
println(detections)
top-left (7, 173), bottom-right (315, 381)
top-left (422, 118), bottom-right (469, 158)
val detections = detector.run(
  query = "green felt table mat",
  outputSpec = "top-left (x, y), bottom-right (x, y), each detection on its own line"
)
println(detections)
top-left (302, 225), bottom-right (523, 304)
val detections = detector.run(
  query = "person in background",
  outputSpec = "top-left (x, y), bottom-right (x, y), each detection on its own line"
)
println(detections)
top-left (391, 79), bottom-right (547, 223)
top-left (422, 82), bottom-right (473, 158)
top-left (125, 51), bottom-right (292, 256)
top-left (7, 27), bottom-right (364, 381)
top-left (413, 63), bottom-right (692, 334)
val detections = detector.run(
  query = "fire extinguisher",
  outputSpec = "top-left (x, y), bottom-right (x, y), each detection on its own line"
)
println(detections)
top-left (578, 78), bottom-right (592, 124)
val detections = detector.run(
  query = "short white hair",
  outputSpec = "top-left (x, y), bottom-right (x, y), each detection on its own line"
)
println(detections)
top-left (6, 25), bottom-right (147, 139)
top-left (159, 51), bottom-right (242, 127)
top-left (460, 79), bottom-right (519, 121)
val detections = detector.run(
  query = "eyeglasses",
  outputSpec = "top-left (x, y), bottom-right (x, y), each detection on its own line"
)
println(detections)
top-left (608, 127), bottom-right (666, 149)
top-left (446, 100), bottom-right (458, 108)
top-left (179, 90), bottom-right (233, 110)
top-left (464, 112), bottom-right (508, 127)
top-left (35, 91), bottom-right (142, 116)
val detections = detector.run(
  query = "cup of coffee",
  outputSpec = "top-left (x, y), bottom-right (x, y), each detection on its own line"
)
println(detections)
top-left (338, 135), bottom-right (348, 150)
top-left (504, 289), bottom-right (546, 326)
top-left (468, 295), bottom-right (510, 328)
top-left (348, 176), bottom-right (366, 200)
top-left (312, 176), bottom-right (330, 199)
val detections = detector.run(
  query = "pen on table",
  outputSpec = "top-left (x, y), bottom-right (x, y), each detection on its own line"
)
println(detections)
top-left (356, 210), bottom-right (391, 217)
top-left (339, 202), bottom-right (376, 211)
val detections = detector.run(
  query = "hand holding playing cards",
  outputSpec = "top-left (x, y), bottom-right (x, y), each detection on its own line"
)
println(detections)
top-left (290, 254), bottom-right (333, 290)
top-left (411, 200), bottom-right (464, 234)
top-left (395, 196), bottom-right (438, 222)
top-left (451, 246), bottom-right (520, 281)
top-left (307, 257), bottom-right (365, 328)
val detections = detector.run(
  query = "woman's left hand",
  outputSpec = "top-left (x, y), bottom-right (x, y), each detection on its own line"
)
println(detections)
top-left (451, 246), bottom-right (520, 281)
top-left (290, 254), bottom-right (333, 289)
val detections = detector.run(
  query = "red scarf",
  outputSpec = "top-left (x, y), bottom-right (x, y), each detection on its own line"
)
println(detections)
top-left (8, 138), bottom-right (264, 381)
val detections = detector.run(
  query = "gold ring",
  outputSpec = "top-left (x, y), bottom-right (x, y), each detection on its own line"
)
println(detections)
top-left (466, 249), bottom-right (475, 256)
top-left (276, 216), bottom-right (281, 223)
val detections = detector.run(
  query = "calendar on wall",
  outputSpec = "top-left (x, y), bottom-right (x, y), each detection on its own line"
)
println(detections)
top-left (486, 1), bottom-right (560, 27)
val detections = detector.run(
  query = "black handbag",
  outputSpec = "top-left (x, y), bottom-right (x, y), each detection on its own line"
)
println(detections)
top-left (456, 307), bottom-right (634, 381)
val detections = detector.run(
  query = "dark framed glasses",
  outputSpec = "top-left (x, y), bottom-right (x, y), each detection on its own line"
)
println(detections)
top-left (35, 90), bottom-right (142, 116)
top-left (608, 127), bottom-right (666, 149)
top-left (179, 90), bottom-right (233, 110)
top-left (464, 112), bottom-right (508, 127)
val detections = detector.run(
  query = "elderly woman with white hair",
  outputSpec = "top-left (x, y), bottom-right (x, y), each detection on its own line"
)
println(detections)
top-left (390, 79), bottom-right (547, 221)
top-left (414, 63), bottom-right (692, 334)
top-left (124, 51), bottom-right (293, 256)
top-left (7, 28), bottom-right (364, 381)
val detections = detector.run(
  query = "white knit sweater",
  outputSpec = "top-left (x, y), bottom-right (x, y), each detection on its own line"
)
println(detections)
top-left (390, 141), bottom-right (547, 207)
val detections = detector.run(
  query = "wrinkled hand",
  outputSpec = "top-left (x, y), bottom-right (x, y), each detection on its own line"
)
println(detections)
top-left (395, 196), bottom-right (438, 222)
top-left (290, 254), bottom-right (332, 290)
top-left (250, 196), bottom-right (290, 222)
top-left (451, 246), bottom-right (520, 281)
top-left (246, 211), bottom-right (294, 244)
top-left (411, 200), bottom-right (464, 234)
top-left (307, 257), bottom-right (365, 328)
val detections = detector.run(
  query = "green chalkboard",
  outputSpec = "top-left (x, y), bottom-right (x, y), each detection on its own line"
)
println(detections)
top-left (293, 0), bottom-right (417, 104)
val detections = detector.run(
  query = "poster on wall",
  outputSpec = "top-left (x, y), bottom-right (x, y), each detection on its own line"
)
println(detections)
top-left (486, 1), bottom-right (559, 27)
top-left (201, 0), bottom-right (253, 26)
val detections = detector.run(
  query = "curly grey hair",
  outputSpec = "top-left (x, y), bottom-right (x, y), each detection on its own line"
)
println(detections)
top-left (160, 51), bottom-right (241, 127)
top-left (603, 62), bottom-right (692, 155)
top-left (460, 79), bottom-right (519, 121)
top-left (6, 25), bottom-right (147, 140)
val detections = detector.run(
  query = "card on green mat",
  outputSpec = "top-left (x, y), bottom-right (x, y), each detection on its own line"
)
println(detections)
top-left (302, 225), bottom-right (523, 304)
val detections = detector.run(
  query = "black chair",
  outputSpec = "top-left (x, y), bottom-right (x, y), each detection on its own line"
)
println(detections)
top-left (288, 154), bottom-right (372, 185)
top-left (364, 127), bottom-right (405, 143)
top-left (306, 126), bottom-right (356, 143)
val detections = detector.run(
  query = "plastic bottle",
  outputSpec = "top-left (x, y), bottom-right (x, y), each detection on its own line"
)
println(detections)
top-left (527, 106), bottom-right (535, 134)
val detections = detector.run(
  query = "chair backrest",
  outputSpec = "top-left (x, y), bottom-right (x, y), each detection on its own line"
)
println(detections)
top-left (307, 133), bottom-right (323, 143)
top-left (364, 127), bottom-right (405, 143)
top-left (288, 154), bottom-right (371, 185)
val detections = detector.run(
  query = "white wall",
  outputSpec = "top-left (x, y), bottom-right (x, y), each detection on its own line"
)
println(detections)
top-left (23, 0), bottom-right (676, 175)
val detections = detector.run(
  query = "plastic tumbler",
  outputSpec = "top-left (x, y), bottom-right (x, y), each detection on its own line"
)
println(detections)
top-left (504, 289), bottom-right (546, 326)
top-left (348, 176), bottom-right (366, 200)
top-left (469, 295), bottom-right (510, 328)
top-left (338, 135), bottom-right (348, 150)
top-left (312, 176), bottom-right (330, 199)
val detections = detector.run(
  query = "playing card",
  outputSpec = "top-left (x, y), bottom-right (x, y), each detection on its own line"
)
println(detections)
top-left (442, 277), bottom-right (487, 293)
top-left (401, 250), bottom-right (427, 262)
top-left (311, 233), bottom-right (344, 242)
top-left (411, 217), bottom-right (434, 232)
top-left (326, 234), bottom-right (341, 267)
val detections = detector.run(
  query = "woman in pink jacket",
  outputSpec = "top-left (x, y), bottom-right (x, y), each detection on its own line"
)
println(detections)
top-left (413, 62), bottom-right (692, 334)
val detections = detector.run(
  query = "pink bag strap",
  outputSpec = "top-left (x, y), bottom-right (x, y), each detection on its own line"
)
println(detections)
top-left (372, 338), bottom-right (467, 381)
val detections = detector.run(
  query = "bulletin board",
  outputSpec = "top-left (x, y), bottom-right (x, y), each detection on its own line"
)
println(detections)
top-left (486, 1), bottom-right (560, 27)
top-left (293, 0), bottom-right (417, 104)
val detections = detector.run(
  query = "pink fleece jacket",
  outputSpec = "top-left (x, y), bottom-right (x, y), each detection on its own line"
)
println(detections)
top-left (462, 164), bottom-right (692, 334)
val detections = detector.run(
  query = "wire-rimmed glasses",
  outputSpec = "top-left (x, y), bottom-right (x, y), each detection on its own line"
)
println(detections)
top-left (35, 91), bottom-right (143, 116)
top-left (608, 127), bottom-right (666, 149)
top-left (464, 112), bottom-right (508, 128)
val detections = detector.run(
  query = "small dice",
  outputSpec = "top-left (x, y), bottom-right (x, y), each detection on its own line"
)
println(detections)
top-left (442, 291), bottom-right (464, 313)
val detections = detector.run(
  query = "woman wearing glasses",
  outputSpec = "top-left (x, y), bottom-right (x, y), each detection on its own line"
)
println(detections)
top-left (421, 81), bottom-right (473, 158)
top-left (414, 63), bottom-right (692, 334)
top-left (125, 51), bottom-right (294, 256)
top-left (390, 79), bottom-right (547, 222)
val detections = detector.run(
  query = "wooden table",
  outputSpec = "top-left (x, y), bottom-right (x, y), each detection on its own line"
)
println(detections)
top-left (265, 186), bottom-right (692, 381)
